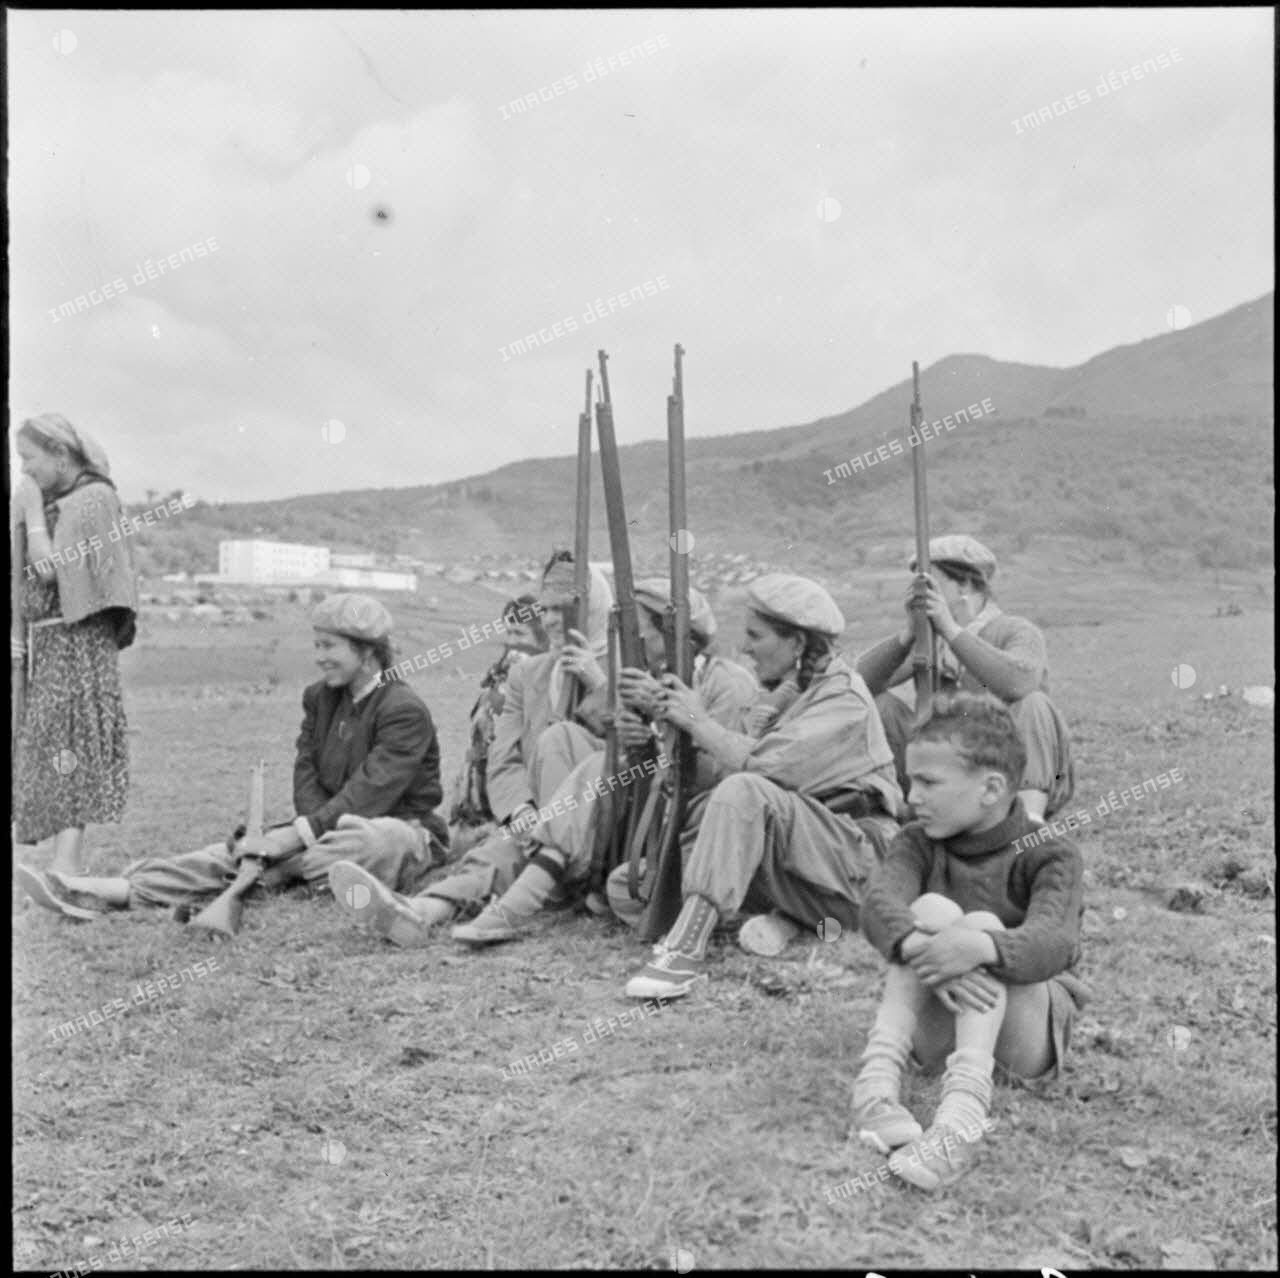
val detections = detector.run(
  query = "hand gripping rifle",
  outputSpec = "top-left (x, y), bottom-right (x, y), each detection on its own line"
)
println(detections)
top-left (909, 361), bottom-right (937, 726)
top-left (630, 344), bottom-right (692, 940)
top-left (555, 369), bottom-right (595, 721)
top-left (588, 350), bottom-right (647, 888)
top-left (188, 761), bottom-right (273, 938)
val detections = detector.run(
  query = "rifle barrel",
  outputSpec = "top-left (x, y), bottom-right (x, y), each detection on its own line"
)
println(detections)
top-left (910, 361), bottom-right (935, 724)
top-left (573, 368), bottom-right (594, 636)
top-left (667, 344), bottom-right (691, 683)
top-left (594, 350), bottom-right (642, 668)
top-left (247, 761), bottom-right (266, 836)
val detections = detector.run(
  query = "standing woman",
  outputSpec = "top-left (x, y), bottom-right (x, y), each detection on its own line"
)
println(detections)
top-left (12, 414), bottom-right (138, 876)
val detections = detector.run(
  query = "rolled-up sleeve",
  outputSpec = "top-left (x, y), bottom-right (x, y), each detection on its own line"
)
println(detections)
top-left (855, 634), bottom-right (913, 696)
top-left (951, 617), bottom-right (1046, 701)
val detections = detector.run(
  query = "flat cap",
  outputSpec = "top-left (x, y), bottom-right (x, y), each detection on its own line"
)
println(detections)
top-left (634, 577), bottom-right (717, 640)
top-left (910, 534), bottom-right (997, 585)
top-left (746, 574), bottom-right (845, 639)
top-left (311, 593), bottom-right (394, 642)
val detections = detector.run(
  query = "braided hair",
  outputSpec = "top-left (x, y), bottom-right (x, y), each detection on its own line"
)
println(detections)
top-left (756, 614), bottom-right (835, 692)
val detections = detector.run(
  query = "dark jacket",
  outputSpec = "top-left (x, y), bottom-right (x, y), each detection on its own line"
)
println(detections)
top-left (293, 677), bottom-right (445, 844)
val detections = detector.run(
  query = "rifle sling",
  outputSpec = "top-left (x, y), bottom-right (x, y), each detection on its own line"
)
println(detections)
top-left (628, 780), bottom-right (664, 900)
top-left (526, 849), bottom-right (571, 884)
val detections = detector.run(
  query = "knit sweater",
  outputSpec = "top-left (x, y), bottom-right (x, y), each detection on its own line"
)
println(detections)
top-left (856, 610), bottom-right (1051, 703)
top-left (860, 800), bottom-right (1083, 985)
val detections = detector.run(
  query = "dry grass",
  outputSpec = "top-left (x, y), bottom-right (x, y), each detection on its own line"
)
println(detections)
top-left (12, 591), bottom-right (1276, 1270)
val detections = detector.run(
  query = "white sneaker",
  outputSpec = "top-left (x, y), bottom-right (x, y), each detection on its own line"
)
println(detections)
top-left (328, 861), bottom-right (432, 948)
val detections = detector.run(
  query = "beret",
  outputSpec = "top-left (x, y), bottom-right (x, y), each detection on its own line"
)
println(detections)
top-left (746, 574), bottom-right (844, 639)
top-left (910, 534), bottom-right (997, 585)
top-left (633, 577), bottom-right (717, 640)
top-left (311, 593), bottom-right (393, 642)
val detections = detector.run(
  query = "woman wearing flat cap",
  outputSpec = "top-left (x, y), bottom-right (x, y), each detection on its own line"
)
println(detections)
top-left (438, 576), bottom-right (758, 945)
top-left (12, 414), bottom-right (139, 878)
top-left (326, 549), bottom-right (616, 946)
top-left (856, 534), bottom-right (1074, 821)
top-left (17, 593), bottom-right (449, 921)
top-left (623, 573), bottom-right (904, 1000)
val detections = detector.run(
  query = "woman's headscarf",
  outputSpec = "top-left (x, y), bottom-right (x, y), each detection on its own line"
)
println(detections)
top-left (20, 413), bottom-right (114, 486)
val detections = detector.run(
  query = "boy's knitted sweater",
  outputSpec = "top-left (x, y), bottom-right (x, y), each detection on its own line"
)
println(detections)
top-left (861, 800), bottom-right (1083, 985)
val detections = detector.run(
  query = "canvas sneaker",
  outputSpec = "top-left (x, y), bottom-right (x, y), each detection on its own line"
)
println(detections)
top-left (16, 865), bottom-right (105, 921)
top-left (328, 861), bottom-right (432, 949)
top-left (852, 1095), bottom-right (924, 1154)
top-left (889, 1120), bottom-right (985, 1190)
top-left (624, 942), bottom-right (706, 999)
top-left (451, 900), bottom-right (527, 945)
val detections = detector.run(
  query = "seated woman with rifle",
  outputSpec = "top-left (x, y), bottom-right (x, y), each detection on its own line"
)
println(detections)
top-left (855, 534), bottom-right (1074, 821)
top-left (17, 594), bottom-right (449, 922)
top-left (445, 592), bottom-right (548, 856)
top-left (326, 551), bottom-right (614, 946)
top-left (445, 577), bottom-right (759, 945)
top-left (623, 574), bottom-right (905, 1000)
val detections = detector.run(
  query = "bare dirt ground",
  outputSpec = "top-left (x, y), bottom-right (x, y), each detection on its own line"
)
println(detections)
top-left (12, 589), bottom-right (1275, 1271)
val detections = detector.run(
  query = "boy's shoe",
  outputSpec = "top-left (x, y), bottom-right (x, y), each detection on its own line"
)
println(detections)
top-left (738, 911), bottom-right (801, 956)
top-left (451, 901), bottom-right (527, 945)
top-left (328, 861), bottom-right (431, 948)
top-left (624, 942), bottom-right (707, 999)
top-left (16, 865), bottom-right (104, 921)
top-left (889, 1121), bottom-right (983, 1190)
top-left (583, 889), bottom-right (610, 917)
top-left (852, 1095), bottom-right (924, 1154)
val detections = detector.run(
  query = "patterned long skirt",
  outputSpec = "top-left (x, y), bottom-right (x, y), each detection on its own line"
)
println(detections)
top-left (14, 614), bottom-right (129, 842)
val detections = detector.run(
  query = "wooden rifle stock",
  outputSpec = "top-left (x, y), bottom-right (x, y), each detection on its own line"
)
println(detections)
top-left (909, 360), bottom-right (936, 726)
top-left (633, 344), bottom-right (692, 939)
top-left (188, 761), bottom-right (269, 938)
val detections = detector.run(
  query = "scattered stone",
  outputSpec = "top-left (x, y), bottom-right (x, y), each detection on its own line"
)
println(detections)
top-left (1160, 1239), bottom-right (1216, 1270)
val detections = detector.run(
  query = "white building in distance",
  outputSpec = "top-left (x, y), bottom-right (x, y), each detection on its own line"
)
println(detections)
top-left (219, 539), bottom-right (330, 581)
top-left (214, 539), bottom-right (416, 592)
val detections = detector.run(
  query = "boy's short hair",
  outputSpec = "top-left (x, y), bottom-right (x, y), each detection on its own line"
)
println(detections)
top-left (911, 692), bottom-right (1026, 789)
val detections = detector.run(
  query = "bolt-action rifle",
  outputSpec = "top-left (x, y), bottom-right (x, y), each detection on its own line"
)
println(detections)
top-left (588, 350), bottom-right (647, 887)
top-left (188, 762), bottom-right (273, 939)
top-left (555, 368), bottom-right (595, 720)
top-left (630, 343), bottom-right (692, 940)
top-left (909, 360), bottom-right (937, 726)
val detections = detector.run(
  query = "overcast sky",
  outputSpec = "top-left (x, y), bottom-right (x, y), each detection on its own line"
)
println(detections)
top-left (8, 7), bottom-right (1273, 502)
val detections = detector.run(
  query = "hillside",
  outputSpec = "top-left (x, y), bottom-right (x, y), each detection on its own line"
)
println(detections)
top-left (125, 292), bottom-right (1273, 584)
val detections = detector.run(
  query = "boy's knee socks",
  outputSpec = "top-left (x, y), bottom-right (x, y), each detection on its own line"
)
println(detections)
top-left (853, 1002), bottom-right (917, 1104)
top-left (933, 1047), bottom-right (995, 1135)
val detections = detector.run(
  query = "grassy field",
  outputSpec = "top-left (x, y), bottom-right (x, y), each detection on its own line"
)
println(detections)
top-left (12, 579), bottom-right (1276, 1271)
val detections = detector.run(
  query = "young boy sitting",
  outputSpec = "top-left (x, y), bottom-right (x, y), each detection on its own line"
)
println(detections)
top-left (853, 691), bottom-right (1087, 1190)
